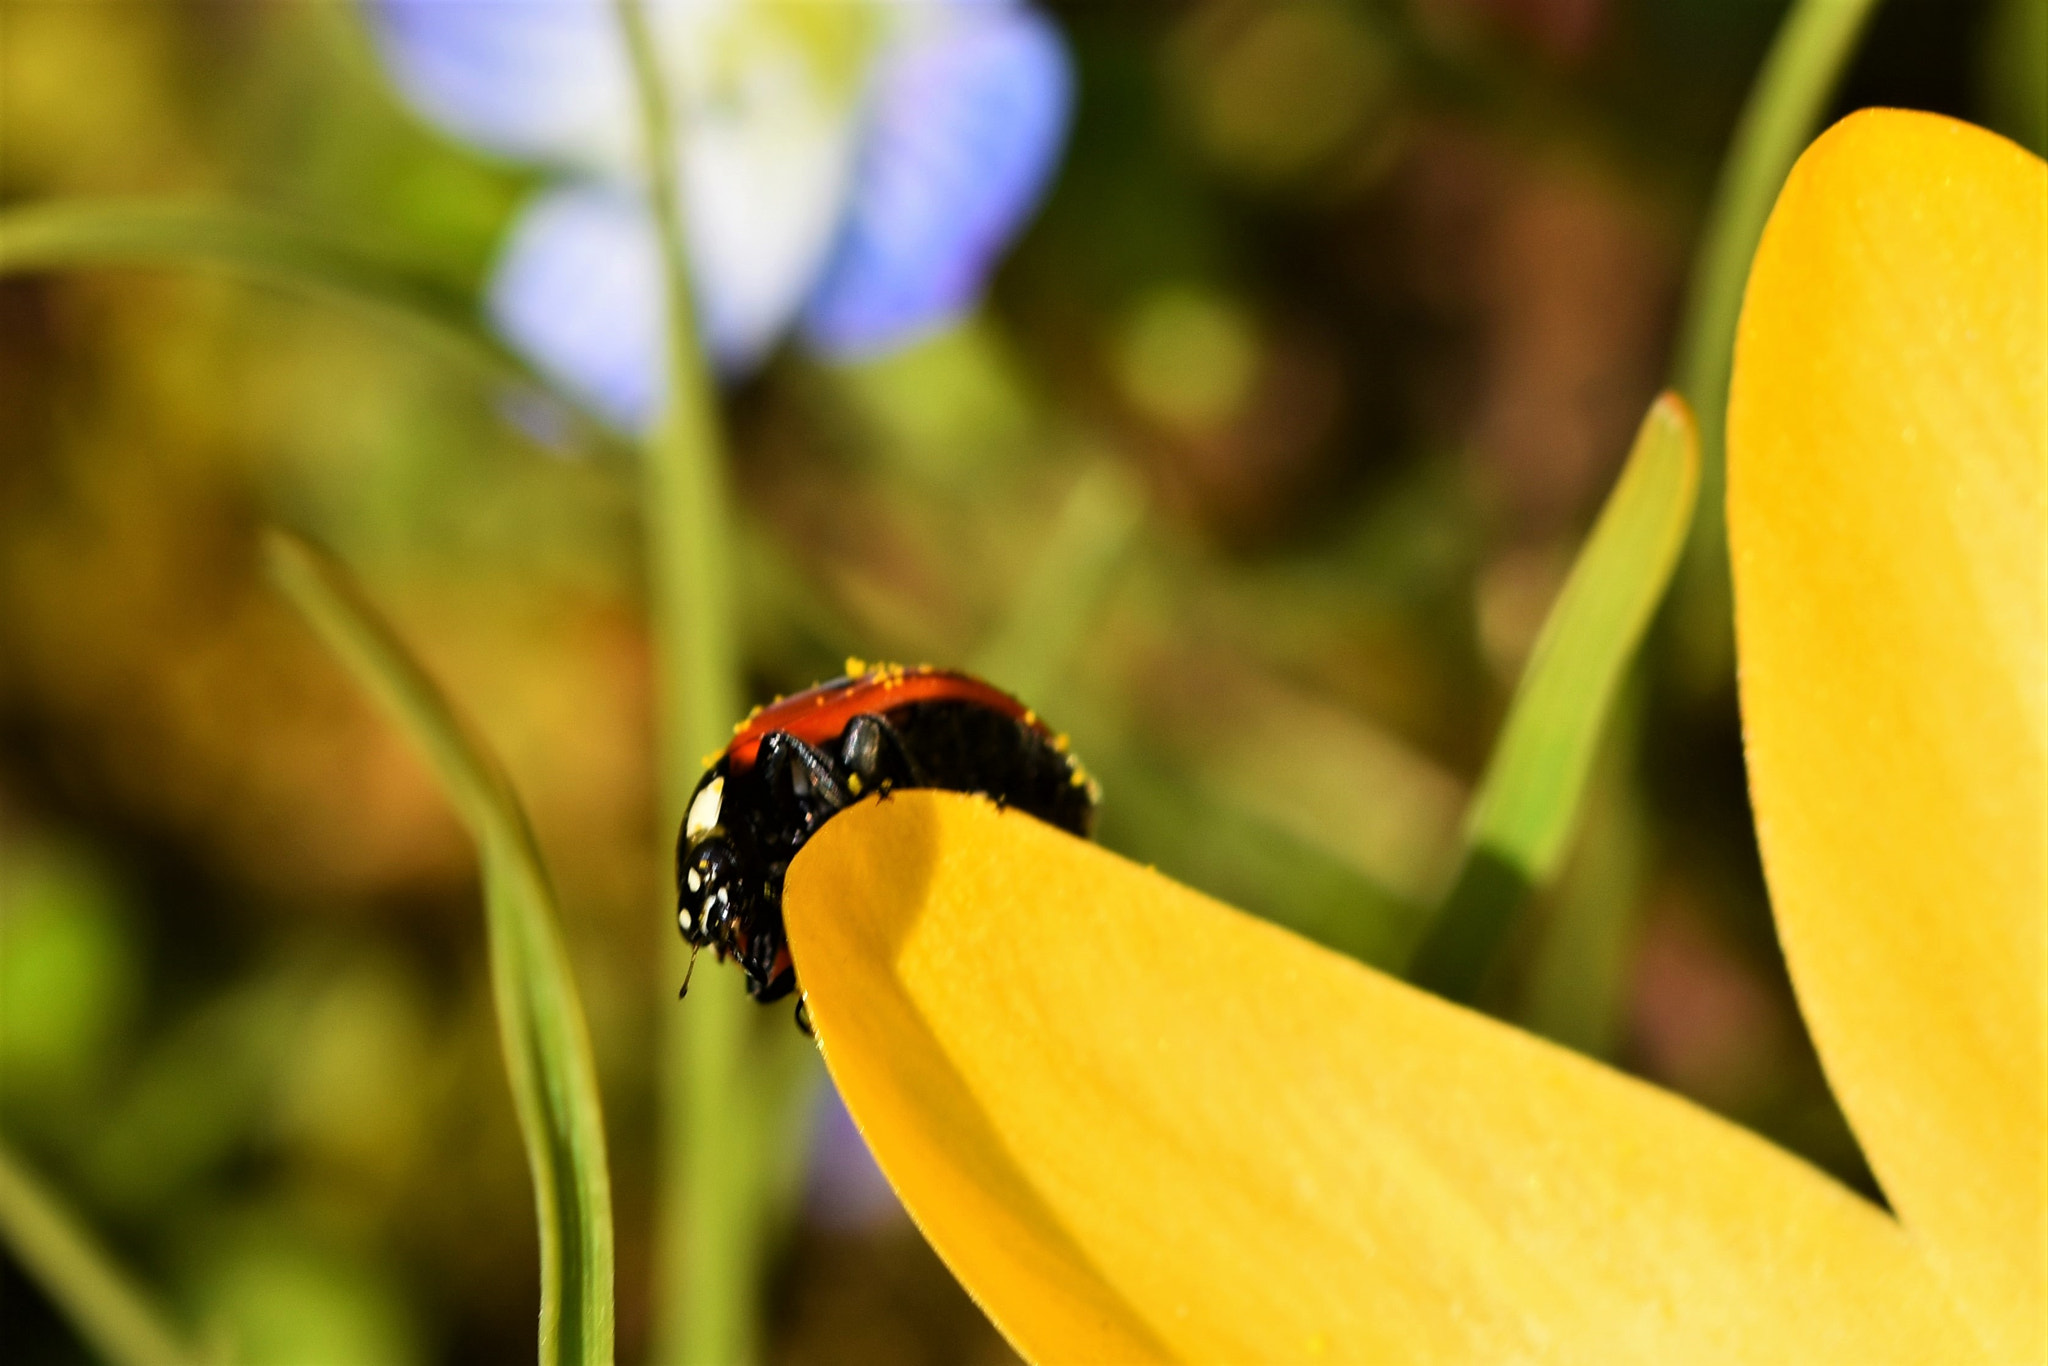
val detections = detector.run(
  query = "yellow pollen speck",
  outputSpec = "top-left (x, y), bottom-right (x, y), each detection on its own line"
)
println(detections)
top-left (848, 773), bottom-right (863, 795)
top-left (1051, 733), bottom-right (1071, 753)
top-left (845, 656), bottom-right (868, 678)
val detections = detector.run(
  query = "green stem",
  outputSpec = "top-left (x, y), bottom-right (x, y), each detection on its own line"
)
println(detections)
top-left (1669, 0), bottom-right (1885, 664)
top-left (1516, 682), bottom-right (1647, 1058)
top-left (609, 5), bottom-right (756, 1364)
top-left (0, 1135), bottom-right (209, 1366)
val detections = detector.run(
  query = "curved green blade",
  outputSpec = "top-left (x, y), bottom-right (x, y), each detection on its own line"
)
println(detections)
top-left (266, 533), bottom-right (615, 1366)
top-left (0, 198), bottom-right (614, 449)
top-left (1409, 394), bottom-right (1699, 1000)
top-left (1668, 0), bottom-right (1885, 673)
top-left (0, 1134), bottom-right (210, 1366)
top-left (972, 462), bottom-right (1148, 705)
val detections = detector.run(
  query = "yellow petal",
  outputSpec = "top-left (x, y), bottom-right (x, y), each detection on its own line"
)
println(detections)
top-left (1729, 108), bottom-right (2046, 1361)
top-left (785, 791), bottom-right (1979, 1364)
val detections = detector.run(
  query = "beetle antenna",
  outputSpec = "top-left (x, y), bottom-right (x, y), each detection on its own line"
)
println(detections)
top-left (678, 944), bottom-right (702, 1000)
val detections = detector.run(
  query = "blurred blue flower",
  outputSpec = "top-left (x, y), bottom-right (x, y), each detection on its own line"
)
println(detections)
top-left (370, 0), bottom-right (1074, 431)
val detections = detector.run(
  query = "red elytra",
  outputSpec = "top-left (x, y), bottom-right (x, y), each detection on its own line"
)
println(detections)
top-left (722, 665), bottom-right (1037, 773)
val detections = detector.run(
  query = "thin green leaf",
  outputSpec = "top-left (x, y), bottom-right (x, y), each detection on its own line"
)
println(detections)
top-left (1668, 0), bottom-right (1884, 670)
top-left (1099, 741), bottom-right (1428, 972)
top-left (1516, 683), bottom-right (1649, 1058)
top-left (0, 198), bottom-right (615, 450)
top-left (971, 462), bottom-right (1147, 705)
top-left (0, 1133), bottom-right (210, 1366)
top-left (265, 532), bottom-right (614, 1366)
top-left (1409, 393), bottom-right (1698, 999)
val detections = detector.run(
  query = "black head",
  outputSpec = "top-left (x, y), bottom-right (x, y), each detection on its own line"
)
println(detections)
top-left (676, 768), bottom-right (749, 954)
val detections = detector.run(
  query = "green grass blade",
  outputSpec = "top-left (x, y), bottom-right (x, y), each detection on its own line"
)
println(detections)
top-left (1668, 0), bottom-right (1884, 674)
top-left (971, 463), bottom-right (1147, 705)
top-left (1409, 394), bottom-right (1698, 1000)
top-left (1516, 685), bottom-right (1648, 1058)
top-left (1673, 0), bottom-right (1882, 513)
top-left (265, 532), bottom-right (615, 1366)
top-left (0, 1133), bottom-right (209, 1366)
top-left (0, 198), bottom-right (614, 446)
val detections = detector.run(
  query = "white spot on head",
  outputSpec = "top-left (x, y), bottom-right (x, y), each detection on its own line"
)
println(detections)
top-left (685, 776), bottom-right (724, 840)
top-left (678, 907), bottom-right (694, 932)
top-left (686, 869), bottom-right (702, 893)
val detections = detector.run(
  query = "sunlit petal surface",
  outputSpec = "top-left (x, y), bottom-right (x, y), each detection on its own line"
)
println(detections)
top-left (803, 5), bottom-right (1073, 356)
top-left (1729, 108), bottom-right (2046, 1362)
top-left (487, 183), bottom-right (663, 431)
top-left (785, 791), bottom-right (1981, 1364)
top-left (367, 0), bottom-right (638, 177)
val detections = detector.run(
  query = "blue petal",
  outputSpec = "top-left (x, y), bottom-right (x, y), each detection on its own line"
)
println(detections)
top-left (805, 1082), bottom-right (903, 1230)
top-left (367, 0), bottom-right (636, 176)
top-left (487, 184), bottom-right (664, 432)
top-left (800, 5), bottom-right (1074, 357)
top-left (488, 171), bottom-right (838, 431)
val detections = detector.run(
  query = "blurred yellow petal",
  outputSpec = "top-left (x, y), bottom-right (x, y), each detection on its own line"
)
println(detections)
top-left (786, 791), bottom-right (1980, 1364)
top-left (1729, 108), bottom-right (2046, 1361)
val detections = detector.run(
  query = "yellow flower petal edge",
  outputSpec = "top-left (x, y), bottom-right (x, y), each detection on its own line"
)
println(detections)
top-left (1730, 109), bottom-right (2046, 1362)
top-left (786, 791), bottom-right (1981, 1364)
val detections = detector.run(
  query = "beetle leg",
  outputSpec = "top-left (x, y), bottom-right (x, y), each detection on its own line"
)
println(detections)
top-left (838, 713), bottom-right (927, 795)
top-left (748, 945), bottom-right (798, 1003)
top-left (756, 731), bottom-right (852, 820)
top-left (745, 935), bottom-right (776, 989)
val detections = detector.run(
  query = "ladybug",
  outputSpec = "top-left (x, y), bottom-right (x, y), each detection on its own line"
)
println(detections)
top-left (675, 661), bottom-right (1097, 1008)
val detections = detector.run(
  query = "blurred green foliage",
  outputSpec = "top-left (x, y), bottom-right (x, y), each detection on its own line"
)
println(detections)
top-left (1980, 0), bottom-right (2048, 155)
top-left (0, 1), bottom-right (2015, 1363)
top-left (1, 846), bottom-right (139, 1102)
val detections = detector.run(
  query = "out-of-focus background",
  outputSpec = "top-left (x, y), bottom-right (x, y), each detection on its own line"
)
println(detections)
top-left (2, 1), bottom-right (2041, 1362)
